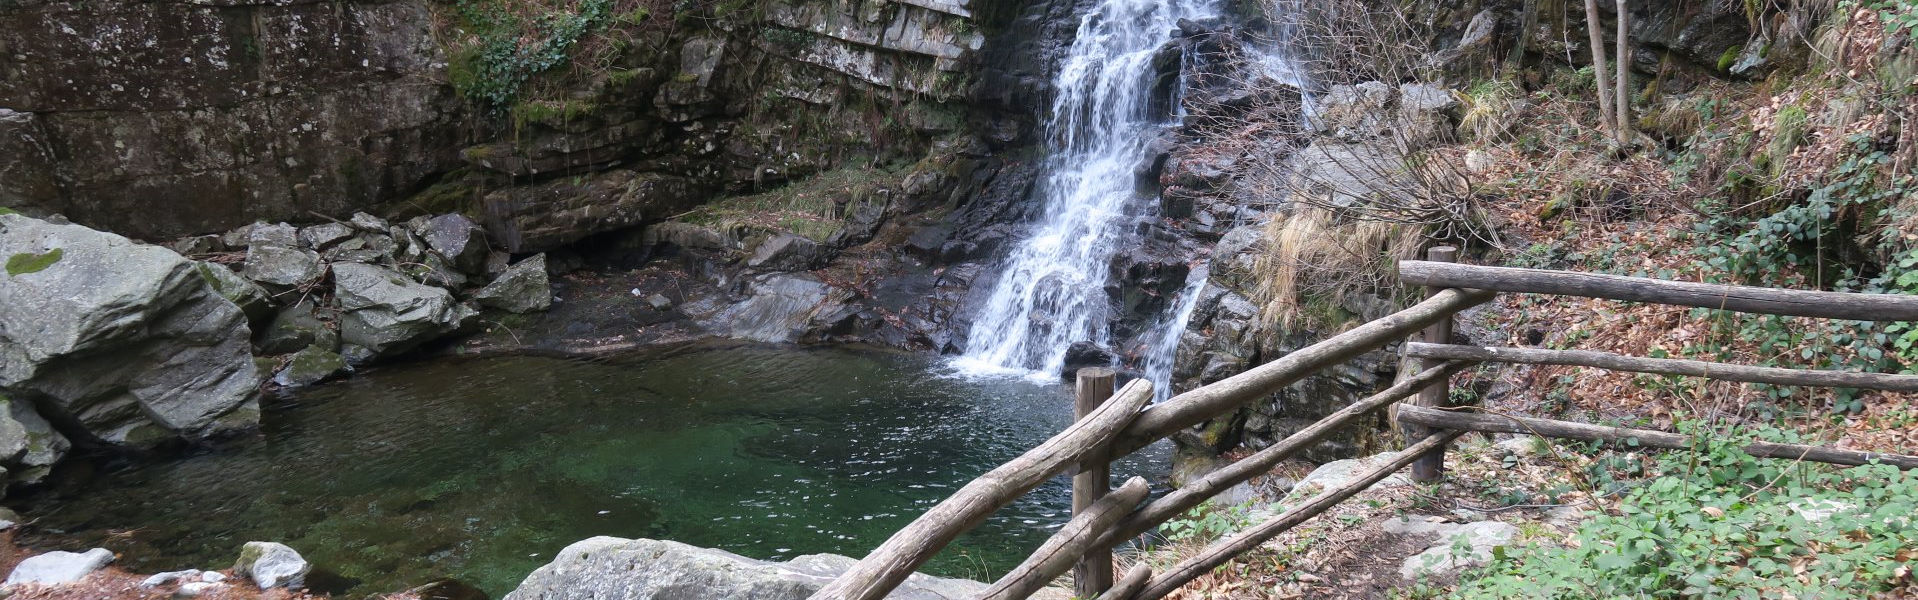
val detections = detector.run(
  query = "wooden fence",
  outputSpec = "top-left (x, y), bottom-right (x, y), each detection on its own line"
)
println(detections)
top-left (807, 249), bottom-right (1918, 600)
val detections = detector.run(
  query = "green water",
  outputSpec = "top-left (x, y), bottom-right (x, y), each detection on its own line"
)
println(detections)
top-left (13, 343), bottom-right (1164, 597)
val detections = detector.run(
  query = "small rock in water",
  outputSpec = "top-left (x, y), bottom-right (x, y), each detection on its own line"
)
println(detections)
top-left (234, 541), bottom-right (311, 589)
top-left (4, 548), bottom-right (115, 587)
top-left (1060, 341), bottom-right (1117, 380)
top-left (141, 569), bottom-right (202, 588)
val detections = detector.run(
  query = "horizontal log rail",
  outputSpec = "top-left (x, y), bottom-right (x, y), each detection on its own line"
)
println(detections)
top-left (1404, 343), bottom-right (1918, 392)
top-left (978, 477), bottom-right (1151, 600)
top-left (1132, 432), bottom-right (1465, 599)
top-left (1398, 260), bottom-right (1918, 321)
top-left (1095, 566), bottom-right (1152, 600)
top-left (830, 260), bottom-right (1918, 600)
top-left (1092, 361), bottom-right (1474, 551)
top-left (1112, 288), bottom-right (1496, 457)
top-left (806, 378), bottom-right (1155, 600)
top-left (1397, 405), bottom-right (1918, 469)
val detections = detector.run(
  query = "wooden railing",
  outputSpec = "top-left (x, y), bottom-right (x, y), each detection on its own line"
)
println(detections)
top-left (808, 248), bottom-right (1918, 600)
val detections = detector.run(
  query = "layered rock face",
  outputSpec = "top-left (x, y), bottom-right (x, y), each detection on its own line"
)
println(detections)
top-left (462, 0), bottom-right (1007, 255)
top-left (0, 0), bottom-right (1016, 249)
top-left (0, 214), bottom-right (262, 476)
top-left (0, 0), bottom-right (466, 239)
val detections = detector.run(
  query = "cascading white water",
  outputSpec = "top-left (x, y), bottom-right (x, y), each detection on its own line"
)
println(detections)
top-left (1140, 264), bottom-right (1208, 401)
top-left (956, 0), bottom-right (1219, 378)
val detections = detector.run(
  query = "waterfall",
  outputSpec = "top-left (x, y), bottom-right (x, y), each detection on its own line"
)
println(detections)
top-left (956, 0), bottom-right (1219, 379)
top-left (1140, 264), bottom-right (1208, 402)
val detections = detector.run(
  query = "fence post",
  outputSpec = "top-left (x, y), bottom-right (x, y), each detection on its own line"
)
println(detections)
top-left (1073, 367), bottom-right (1117, 597)
top-left (1407, 246), bottom-right (1457, 483)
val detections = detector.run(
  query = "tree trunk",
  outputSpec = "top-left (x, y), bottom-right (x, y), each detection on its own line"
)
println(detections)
top-left (1584, 0), bottom-right (1616, 139)
top-left (1613, 0), bottom-right (1632, 137)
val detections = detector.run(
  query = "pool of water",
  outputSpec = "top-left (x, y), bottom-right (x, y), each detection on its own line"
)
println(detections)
top-left (11, 343), bottom-right (1165, 597)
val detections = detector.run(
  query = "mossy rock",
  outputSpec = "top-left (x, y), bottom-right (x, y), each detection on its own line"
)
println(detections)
top-left (274, 345), bottom-right (349, 387)
top-left (6, 248), bottom-right (62, 276)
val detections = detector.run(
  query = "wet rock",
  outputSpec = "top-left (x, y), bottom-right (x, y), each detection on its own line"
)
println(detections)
top-left (694, 274), bottom-right (853, 343)
top-left (0, 396), bottom-right (69, 485)
top-left (332, 263), bottom-right (474, 362)
top-left (195, 262), bottom-right (275, 328)
top-left (1061, 341), bottom-right (1117, 380)
top-left (0, 214), bottom-right (261, 450)
top-left (747, 234), bottom-right (822, 271)
top-left (503, 537), bottom-right (1015, 600)
top-left (273, 346), bottom-right (350, 387)
top-left (474, 254), bottom-right (552, 314)
top-left (242, 246), bottom-right (325, 291)
top-left (257, 300), bottom-right (338, 356)
top-left (298, 223), bottom-right (356, 251)
top-left (234, 541), bottom-right (310, 589)
top-left (4, 548), bottom-right (114, 587)
top-left (415, 215), bottom-right (490, 273)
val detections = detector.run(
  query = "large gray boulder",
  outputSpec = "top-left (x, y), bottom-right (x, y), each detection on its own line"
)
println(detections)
top-left (3, 548), bottom-right (114, 588)
top-left (0, 214), bottom-right (262, 451)
top-left (504, 537), bottom-right (1027, 600)
top-left (473, 254), bottom-right (552, 314)
top-left (332, 263), bottom-right (474, 363)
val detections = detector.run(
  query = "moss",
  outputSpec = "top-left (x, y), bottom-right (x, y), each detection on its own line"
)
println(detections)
top-left (0, 207), bottom-right (16, 216)
top-left (1767, 105), bottom-right (1810, 177)
top-left (616, 7), bottom-right (649, 25)
top-left (510, 98), bottom-right (600, 129)
top-left (671, 71), bottom-right (700, 83)
top-left (7, 248), bottom-right (62, 276)
top-left (1718, 44), bottom-right (1744, 72)
top-left (606, 68), bottom-right (645, 87)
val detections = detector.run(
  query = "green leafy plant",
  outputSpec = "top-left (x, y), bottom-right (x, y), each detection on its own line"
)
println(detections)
top-left (1160, 500), bottom-right (1257, 543)
top-left (449, 0), bottom-right (614, 109)
top-left (1450, 422), bottom-right (1918, 599)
